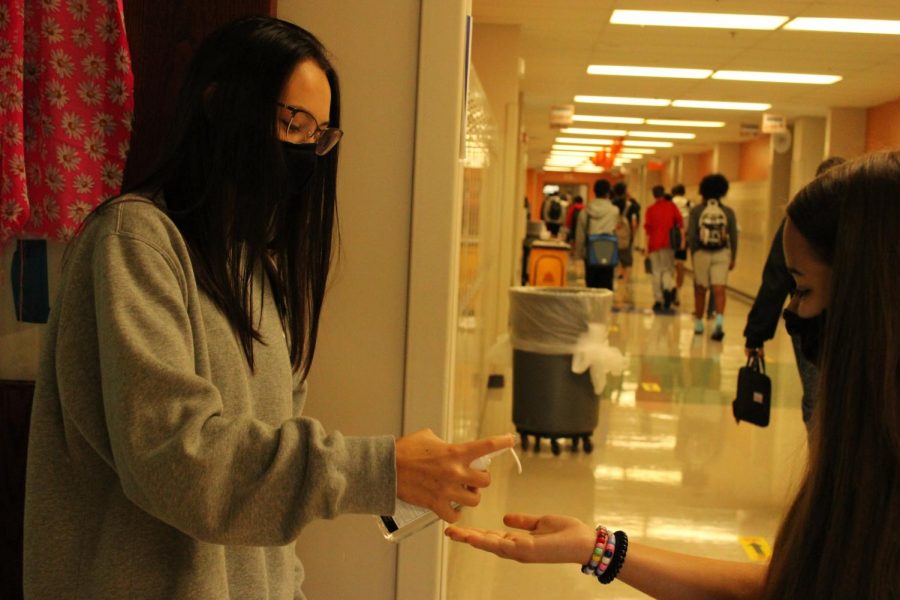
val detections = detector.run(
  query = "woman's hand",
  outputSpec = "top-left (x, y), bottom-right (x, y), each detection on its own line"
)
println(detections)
top-left (395, 430), bottom-right (514, 523)
top-left (445, 513), bottom-right (596, 564)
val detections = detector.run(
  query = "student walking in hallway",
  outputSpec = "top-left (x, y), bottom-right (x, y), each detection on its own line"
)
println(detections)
top-left (644, 186), bottom-right (683, 314)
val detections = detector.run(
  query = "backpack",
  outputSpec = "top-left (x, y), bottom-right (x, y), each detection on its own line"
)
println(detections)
top-left (698, 199), bottom-right (729, 250)
top-left (585, 215), bottom-right (619, 267)
top-left (614, 214), bottom-right (631, 250)
top-left (547, 197), bottom-right (563, 222)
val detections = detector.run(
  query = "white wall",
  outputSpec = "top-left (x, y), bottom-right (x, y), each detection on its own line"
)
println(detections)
top-left (276, 3), bottom-right (420, 599)
top-left (278, 3), bottom-right (470, 600)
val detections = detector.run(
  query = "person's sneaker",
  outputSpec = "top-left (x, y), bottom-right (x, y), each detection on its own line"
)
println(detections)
top-left (652, 302), bottom-right (664, 313)
top-left (694, 319), bottom-right (704, 334)
top-left (663, 288), bottom-right (676, 309)
top-left (711, 314), bottom-right (725, 340)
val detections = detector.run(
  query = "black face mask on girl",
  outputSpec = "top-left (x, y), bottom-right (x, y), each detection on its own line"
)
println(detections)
top-left (782, 308), bottom-right (827, 365)
top-left (280, 141), bottom-right (318, 196)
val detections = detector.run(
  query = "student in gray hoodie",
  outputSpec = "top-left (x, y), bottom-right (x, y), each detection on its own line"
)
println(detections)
top-left (23, 16), bottom-right (511, 600)
top-left (574, 179), bottom-right (621, 290)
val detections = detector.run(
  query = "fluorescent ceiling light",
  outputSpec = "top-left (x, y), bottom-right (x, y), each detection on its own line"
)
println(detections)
top-left (610, 9), bottom-right (788, 31)
top-left (556, 137), bottom-right (615, 145)
top-left (553, 144), bottom-right (605, 151)
top-left (575, 95), bottom-right (671, 107)
top-left (546, 156), bottom-right (587, 164)
top-left (550, 150), bottom-right (596, 157)
top-left (784, 17), bottom-right (900, 35)
top-left (543, 166), bottom-right (573, 172)
top-left (672, 99), bottom-right (771, 111)
top-left (560, 127), bottom-right (628, 136)
top-left (574, 166), bottom-right (605, 173)
top-left (573, 115), bottom-right (645, 124)
top-left (628, 131), bottom-right (696, 140)
top-left (587, 65), bottom-right (712, 79)
top-left (712, 70), bottom-right (842, 84)
top-left (622, 140), bottom-right (673, 148)
top-left (618, 153), bottom-right (645, 159)
top-left (645, 119), bottom-right (725, 128)
top-left (553, 144), bottom-right (657, 155)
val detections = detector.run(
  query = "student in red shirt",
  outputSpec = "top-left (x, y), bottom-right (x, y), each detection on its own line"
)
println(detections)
top-left (644, 186), bottom-right (683, 313)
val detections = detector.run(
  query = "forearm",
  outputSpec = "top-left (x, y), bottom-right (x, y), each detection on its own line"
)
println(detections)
top-left (617, 542), bottom-right (767, 600)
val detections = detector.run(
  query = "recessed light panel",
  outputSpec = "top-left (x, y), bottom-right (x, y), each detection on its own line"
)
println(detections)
top-left (553, 144), bottom-right (605, 151)
top-left (627, 131), bottom-right (697, 140)
top-left (610, 9), bottom-right (788, 30)
top-left (712, 70), bottom-right (841, 84)
top-left (573, 115), bottom-right (645, 124)
top-left (622, 140), bottom-right (673, 148)
top-left (672, 99), bottom-right (771, 111)
top-left (587, 65), bottom-right (712, 79)
top-left (575, 95), bottom-right (671, 107)
top-left (560, 127), bottom-right (628, 136)
top-left (645, 119), bottom-right (725, 128)
top-left (556, 137), bottom-right (615, 145)
top-left (784, 17), bottom-right (900, 35)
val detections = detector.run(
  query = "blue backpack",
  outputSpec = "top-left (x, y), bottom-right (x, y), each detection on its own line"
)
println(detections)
top-left (585, 215), bottom-right (619, 267)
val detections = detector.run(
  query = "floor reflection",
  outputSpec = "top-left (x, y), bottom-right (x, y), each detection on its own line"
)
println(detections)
top-left (446, 271), bottom-right (809, 600)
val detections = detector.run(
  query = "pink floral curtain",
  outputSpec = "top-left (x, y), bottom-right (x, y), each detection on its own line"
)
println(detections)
top-left (0, 0), bottom-right (134, 243)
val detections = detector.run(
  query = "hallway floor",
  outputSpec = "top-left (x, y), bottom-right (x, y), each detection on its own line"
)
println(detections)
top-left (446, 266), bottom-right (809, 599)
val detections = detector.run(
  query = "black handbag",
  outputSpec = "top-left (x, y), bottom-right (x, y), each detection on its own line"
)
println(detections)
top-left (732, 354), bottom-right (771, 427)
top-left (669, 226), bottom-right (682, 251)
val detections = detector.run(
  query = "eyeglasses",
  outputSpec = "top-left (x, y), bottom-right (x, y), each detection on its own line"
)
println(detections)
top-left (277, 102), bottom-right (343, 156)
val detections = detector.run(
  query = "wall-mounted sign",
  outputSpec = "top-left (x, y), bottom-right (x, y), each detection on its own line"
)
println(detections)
top-left (549, 104), bottom-right (574, 128)
top-left (740, 122), bottom-right (761, 137)
top-left (761, 113), bottom-right (787, 134)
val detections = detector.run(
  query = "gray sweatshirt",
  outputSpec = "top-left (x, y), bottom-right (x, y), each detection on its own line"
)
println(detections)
top-left (24, 197), bottom-right (396, 599)
top-left (574, 197), bottom-right (621, 260)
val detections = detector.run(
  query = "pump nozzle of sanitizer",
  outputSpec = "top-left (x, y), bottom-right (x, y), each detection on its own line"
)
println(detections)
top-left (376, 446), bottom-right (522, 542)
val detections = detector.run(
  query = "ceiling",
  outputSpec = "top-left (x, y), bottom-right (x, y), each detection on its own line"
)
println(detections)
top-left (471, 0), bottom-right (900, 168)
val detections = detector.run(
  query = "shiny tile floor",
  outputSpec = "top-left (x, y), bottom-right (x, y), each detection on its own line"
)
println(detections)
top-left (446, 267), bottom-right (809, 599)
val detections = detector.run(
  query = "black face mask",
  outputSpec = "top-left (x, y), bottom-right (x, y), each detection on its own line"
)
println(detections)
top-left (280, 142), bottom-right (318, 196)
top-left (783, 308), bottom-right (826, 364)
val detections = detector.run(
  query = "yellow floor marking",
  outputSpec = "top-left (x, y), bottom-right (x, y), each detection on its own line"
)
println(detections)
top-left (739, 536), bottom-right (772, 561)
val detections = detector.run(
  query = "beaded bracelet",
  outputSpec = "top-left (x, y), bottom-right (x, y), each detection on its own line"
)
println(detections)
top-left (580, 526), bottom-right (609, 575)
top-left (595, 533), bottom-right (617, 576)
top-left (598, 530), bottom-right (629, 584)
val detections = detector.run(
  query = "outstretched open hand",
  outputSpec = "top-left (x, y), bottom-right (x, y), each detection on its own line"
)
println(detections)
top-left (445, 513), bottom-right (596, 564)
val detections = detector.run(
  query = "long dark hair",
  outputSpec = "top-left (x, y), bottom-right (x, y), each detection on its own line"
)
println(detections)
top-left (125, 16), bottom-right (340, 376)
top-left (765, 150), bottom-right (900, 598)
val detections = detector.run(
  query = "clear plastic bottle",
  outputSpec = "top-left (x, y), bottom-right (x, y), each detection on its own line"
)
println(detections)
top-left (376, 446), bottom-right (522, 542)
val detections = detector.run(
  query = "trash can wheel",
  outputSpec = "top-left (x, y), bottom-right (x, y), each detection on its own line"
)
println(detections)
top-left (550, 438), bottom-right (561, 455)
top-left (582, 435), bottom-right (594, 453)
top-left (570, 436), bottom-right (580, 452)
top-left (519, 431), bottom-right (530, 451)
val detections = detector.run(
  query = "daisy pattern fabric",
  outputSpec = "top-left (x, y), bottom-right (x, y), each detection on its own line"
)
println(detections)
top-left (0, 0), bottom-right (134, 242)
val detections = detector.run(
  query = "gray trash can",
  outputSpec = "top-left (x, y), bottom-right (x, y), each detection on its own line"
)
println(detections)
top-left (509, 286), bottom-right (615, 455)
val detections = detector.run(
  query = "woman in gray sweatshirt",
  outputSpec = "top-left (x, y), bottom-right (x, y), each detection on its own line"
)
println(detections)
top-left (23, 16), bottom-right (510, 599)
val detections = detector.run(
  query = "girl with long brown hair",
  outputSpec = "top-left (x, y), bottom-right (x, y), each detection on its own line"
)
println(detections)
top-left (446, 150), bottom-right (900, 599)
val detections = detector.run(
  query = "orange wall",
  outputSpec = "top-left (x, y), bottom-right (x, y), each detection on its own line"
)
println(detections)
top-left (698, 150), bottom-right (714, 179)
top-left (525, 169), bottom-right (618, 221)
top-left (866, 96), bottom-right (900, 152)
top-left (738, 134), bottom-right (771, 182)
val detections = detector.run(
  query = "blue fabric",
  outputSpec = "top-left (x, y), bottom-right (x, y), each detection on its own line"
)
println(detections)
top-left (10, 240), bottom-right (50, 324)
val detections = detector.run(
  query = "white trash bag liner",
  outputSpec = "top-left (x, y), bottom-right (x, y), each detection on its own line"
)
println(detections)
top-left (508, 287), bottom-right (625, 394)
